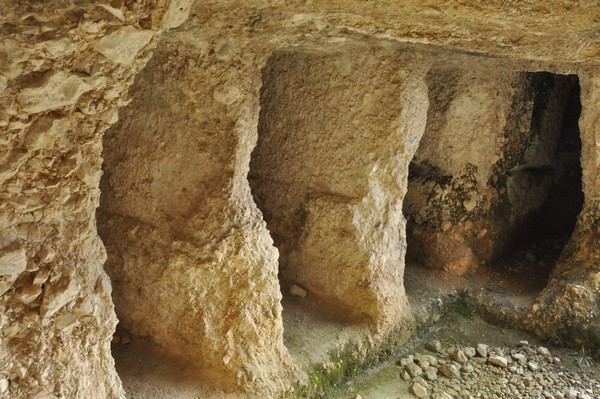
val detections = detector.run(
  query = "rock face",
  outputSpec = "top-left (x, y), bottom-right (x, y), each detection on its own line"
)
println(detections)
top-left (97, 34), bottom-right (293, 393)
top-left (249, 49), bottom-right (427, 325)
top-left (0, 1), bottom-right (191, 398)
top-left (2, 0), bottom-right (600, 398)
top-left (404, 70), bottom-right (580, 275)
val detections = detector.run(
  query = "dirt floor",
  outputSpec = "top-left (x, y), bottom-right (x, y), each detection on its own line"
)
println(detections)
top-left (112, 292), bottom-right (371, 399)
top-left (112, 244), bottom-right (598, 399)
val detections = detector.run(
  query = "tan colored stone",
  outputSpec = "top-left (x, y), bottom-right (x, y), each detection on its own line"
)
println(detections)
top-left (93, 26), bottom-right (154, 65)
top-left (16, 284), bottom-right (42, 304)
top-left (422, 234), bottom-right (479, 276)
top-left (40, 277), bottom-right (80, 319)
top-left (289, 284), bottom-right (307, 298)
top-left (17, 71), bottom-right (103, 113)
top-left (161, 0), bottom-right (193, 29)
top-left (0, 244), bottom-right (26, 276)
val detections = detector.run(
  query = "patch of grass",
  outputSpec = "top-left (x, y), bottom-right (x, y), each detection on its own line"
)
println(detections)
top-left (282, 320), bottom-right (416, 399)
top-left (283, 347), bottom-right (366, 399)
top-left (443, 292), bottom-right (476, 319)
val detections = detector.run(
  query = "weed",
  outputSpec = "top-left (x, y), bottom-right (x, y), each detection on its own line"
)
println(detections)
top-left (577, 346), bottom-right (594, 367)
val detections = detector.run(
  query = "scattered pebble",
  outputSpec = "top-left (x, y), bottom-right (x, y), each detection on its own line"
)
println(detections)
top-left (476, 343), bottom-right (489, 358)
top-left (488, 355), bottom-right (508, 368)
top-left (426, 340), bottom-right (442, 353)
top-left (289, 284), bottom-right (307, 298)
top-left (395, 342), bottom-right (599, 399)
top-left (411, 382), bottom-right (428, 398)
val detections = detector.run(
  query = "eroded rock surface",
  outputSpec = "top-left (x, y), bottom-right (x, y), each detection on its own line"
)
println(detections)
top-left (2, 1), bottom-right (600, 398)
top-left (0, 1), bottom-right (190, 398)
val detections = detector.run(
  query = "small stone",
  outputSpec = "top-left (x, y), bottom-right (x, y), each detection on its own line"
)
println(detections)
top-left (464, 347), bottom-right (476, 358)
top-left (0, 378), bottom-right (7, 393)
top-left (120, 336), bottom-right (131, 345)
top-left (414, 353), bottom-right (430, 369)
top-left (463, 197), bottom-right (477, 212)
top-left (441, 221), bottom-right (452, 232)
top-left (406, 362), bottom-right (423, 378)
top-left (426, 340), bottom-right (442, 353)
top-left (525, 252), bottom-right (536, 262)
top-left (452, 349), bottom-right (468, 364)
top-left (528, 362), bottom-right (539, 372)
top-left (473, 357), bottom-right (486, 364)
top-left (413, 376), bottom-right (427, 387)
top-left (411, 382), bottom-right (428, 398)
top-left (399, 355), bottom-right (414, 367)
top-left (476, 343), bottom-right (489, 358)
top-left (461, 363), bottom-right (474, 373)
top-left (487, 355), bottom-right (508, 368)
top-left (353, 395), bottom-right (363, 399)
top-left (432, 392), bottom-right (453, 399)
top-left (438, 364), bottom-right (460, 379)
top-left (512, 353), bottom-right (527, 364)
top-left (425, 367), bottom-right (438, 381)
top-left (426, 355), bottom-right (438, 367)
top-left (537, 347), bottom-right (551, 358)
top-left (401, 370), bottom-right (411, 381)
top-left (563, 388), bottom-right (577, 399)
top-left (553, 357), bottom-right (562, 367)
top-left (112, 335), bottom-right (121, 344)
top-left (289, 284), bottom-right (307, 298)
top-left (518, 340), bottom-right (530, 347)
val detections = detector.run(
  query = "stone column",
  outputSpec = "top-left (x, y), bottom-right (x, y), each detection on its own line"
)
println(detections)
top-left (249, 48), bottom-right (429, 328)
top-left (98, 32), bottom-right (293, 394)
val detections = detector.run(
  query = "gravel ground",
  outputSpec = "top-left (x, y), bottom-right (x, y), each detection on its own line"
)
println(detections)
top-left (339, 314), bottom-right (600, 399)
top-left (400, 340), bottom-right (599, 399)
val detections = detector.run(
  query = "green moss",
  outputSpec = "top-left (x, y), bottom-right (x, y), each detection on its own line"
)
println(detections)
top-left (282, 320), bottom-right (416, 399)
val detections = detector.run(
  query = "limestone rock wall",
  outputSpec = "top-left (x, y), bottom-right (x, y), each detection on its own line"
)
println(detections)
top-left (527, 71), bottom-right (600, 345)
top-left (404, 69), bottom-right (578, 275)
top-left (249, 48), bottom-right (428, 325)
top-left (0, 1), bottom-right (190, 398)
top-left (98, 33), bottom-right (293, 393)
top-left (2, 1), bottom-right (600, 398)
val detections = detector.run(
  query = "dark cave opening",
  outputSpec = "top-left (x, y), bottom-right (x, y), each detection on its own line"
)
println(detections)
top-left (403, 70), bottom-right (583, 294)
top-left (501, 77), bottom-right (584, 287)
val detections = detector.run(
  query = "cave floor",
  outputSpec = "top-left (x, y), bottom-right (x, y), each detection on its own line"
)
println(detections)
top-left (112, 291), bottom-right (371, 399)
top-left (333, 312), bottom-right (600, 399)
top-left (112, 248), bottom-right (590, 399)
